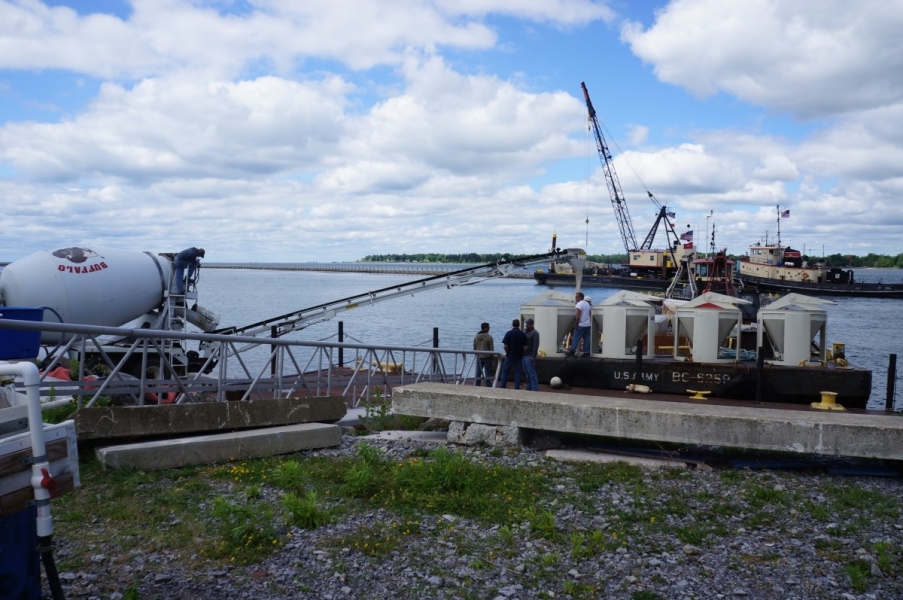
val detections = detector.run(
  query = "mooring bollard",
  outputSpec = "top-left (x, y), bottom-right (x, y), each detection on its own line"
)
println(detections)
top-left (886, 353), bottom-right (897, 412)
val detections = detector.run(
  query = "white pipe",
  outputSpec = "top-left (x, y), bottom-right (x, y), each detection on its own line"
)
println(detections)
top-left (0, 361), bottom-right (53, 537)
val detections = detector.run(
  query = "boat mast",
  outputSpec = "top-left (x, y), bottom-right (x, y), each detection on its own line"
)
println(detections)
top-left (776, 204), bottom-right (782, 247)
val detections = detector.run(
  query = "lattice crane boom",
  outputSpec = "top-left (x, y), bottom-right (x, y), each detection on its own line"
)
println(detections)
top-left (581, 81), bottom-right (639, 254)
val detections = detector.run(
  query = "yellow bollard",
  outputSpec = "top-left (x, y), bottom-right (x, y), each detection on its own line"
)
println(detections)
top-left (811, 390), bottom-right (845, 411)
top-left (686, 389), bottom-right (711, 401)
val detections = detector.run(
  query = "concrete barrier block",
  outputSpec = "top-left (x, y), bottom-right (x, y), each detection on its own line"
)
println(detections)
top-left (95, 422), bottom-right (342, 471)
top-left (76, 396), bottom-right (347, 441)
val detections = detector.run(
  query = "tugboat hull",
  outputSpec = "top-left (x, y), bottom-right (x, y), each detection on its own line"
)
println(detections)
top-left (740, 274), bottom-right (903, 299)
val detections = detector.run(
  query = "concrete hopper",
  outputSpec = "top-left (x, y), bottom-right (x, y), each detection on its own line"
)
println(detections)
top-left (520, 290), bottom-right (574, 357)
top-left (596, 291), bottom-right (658, 359)
top-left (673, 292), bottom-right (750, 363)
top-left (756, 293), bottom-right (834, 366)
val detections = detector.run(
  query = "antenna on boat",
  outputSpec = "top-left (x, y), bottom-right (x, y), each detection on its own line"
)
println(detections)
top-left (776, 204), bottom-right (782, 247)
top-left (710, 222), bottom-right (716, 256)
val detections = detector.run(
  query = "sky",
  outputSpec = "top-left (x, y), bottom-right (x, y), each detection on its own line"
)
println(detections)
top-left (2, 0), bottom-right (902, 263)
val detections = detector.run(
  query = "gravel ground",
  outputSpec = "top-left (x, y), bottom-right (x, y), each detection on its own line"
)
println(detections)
top-left (48, 434), bottom-right (903, 600)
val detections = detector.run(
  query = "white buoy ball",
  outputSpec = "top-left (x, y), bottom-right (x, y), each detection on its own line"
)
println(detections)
top-left (550, 376), bottom-right (563, 388)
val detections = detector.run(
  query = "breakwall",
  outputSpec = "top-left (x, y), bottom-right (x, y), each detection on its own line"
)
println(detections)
top-left (204, 263), bottom-right (533, 277)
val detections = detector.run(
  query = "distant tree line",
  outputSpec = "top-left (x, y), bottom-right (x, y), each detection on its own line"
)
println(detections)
top-left (360, 252), bottom-right (633, 264)
top-left (361, 253), bottom-right (530, 263)
top-left (361, 252), bottom-right (903, 268)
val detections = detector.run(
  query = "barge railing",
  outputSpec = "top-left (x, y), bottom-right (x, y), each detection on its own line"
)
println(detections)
top-left (0, 319), bottom-right (501, 409)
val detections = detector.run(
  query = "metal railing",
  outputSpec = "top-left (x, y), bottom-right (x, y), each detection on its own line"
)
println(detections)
top-left (0, 319), bottom-right (501, 408)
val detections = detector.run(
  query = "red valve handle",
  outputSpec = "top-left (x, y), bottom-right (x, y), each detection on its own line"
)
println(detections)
top-left (40, 467), bottom-right (57, 498)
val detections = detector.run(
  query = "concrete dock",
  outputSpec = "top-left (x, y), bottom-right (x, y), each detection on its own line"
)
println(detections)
top-left (392, 383), bottom-right (903, 460)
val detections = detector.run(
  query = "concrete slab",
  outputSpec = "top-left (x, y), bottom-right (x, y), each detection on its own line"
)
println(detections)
top-left (392, 383), bottom-right (903, 461)
top-left (76, 396), bottom-right (347, 441)
top-left (545, 448), bottom-right (688, 470)
top-left (95, 422), bottom-right (342, 470)
top-left (371, 430), bottom-right (448, 444)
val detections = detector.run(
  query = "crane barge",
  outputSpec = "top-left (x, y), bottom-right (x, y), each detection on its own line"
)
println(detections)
top-left (535, 82), bottom-right (693, 291)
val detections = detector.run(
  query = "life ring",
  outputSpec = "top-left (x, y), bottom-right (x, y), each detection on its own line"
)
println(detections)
top-left (144, 367), bottom-right (177, 404)
top-left (801, 272), bottom-right (809, 281)
top-left (144, 388), bottom-right (177, 404)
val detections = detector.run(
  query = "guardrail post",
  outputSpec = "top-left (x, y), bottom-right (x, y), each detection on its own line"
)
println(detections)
top-left (432, 327), bottom-right (439, 374)
top-left (338, 321), bottom-right (344, 367)
top-left (270, 326), bottom-right (277, 376)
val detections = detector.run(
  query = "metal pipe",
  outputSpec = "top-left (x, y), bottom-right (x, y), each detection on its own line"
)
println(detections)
top-left (887, 353), bottom-right (897, 411)
top-left (0, 362), bottom-right (65, 598)
top-left (755, 348), bottom-right (764, 403)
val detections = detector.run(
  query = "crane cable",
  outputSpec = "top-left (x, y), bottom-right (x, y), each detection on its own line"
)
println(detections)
top-left (584, 120), bottom-right (592, 251)
top-left (599, 119), bottom-right (659, 209)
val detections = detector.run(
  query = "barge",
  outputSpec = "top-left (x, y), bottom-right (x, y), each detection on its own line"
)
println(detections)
top-left (520, 290), bottom-right (872, 409)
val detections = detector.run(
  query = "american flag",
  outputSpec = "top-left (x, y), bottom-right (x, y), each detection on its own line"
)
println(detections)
top-left (680, 230), bottom-right (693, 241)
top-left (780, 209), bottom-right (790, 218)
top-left (666, 211), bottom-right (675, 219)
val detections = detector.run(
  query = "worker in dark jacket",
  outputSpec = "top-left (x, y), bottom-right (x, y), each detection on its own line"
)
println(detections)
top-left (522, 318), bottom-right (540, 391)
top-left (473, 322), bottom-right (495, 386)
top-left (499, 319), bottom-right (527, 389)
top-left (173, 247), bottom-right (205, 294)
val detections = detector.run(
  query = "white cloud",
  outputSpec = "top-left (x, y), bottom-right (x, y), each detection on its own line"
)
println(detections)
top-left (0, 0), bottom-right (611, 78)
top-left (2, 0), bottom-right (903, 262)
top-left (621, 0), bottom-right (903, 118)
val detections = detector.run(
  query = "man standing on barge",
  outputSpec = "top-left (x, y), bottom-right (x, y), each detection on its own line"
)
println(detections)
top-left (566, 291), bottom-right (592, 357)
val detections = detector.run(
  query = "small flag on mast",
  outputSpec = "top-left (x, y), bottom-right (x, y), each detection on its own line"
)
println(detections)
top-left (780, 209), bottom-right (790, 218)
top-left (666, 211), bottom-right (675, 219)
top-left (680, 230), bottom-right (693, 241)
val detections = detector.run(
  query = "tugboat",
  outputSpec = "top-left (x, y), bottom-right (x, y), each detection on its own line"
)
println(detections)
top-left (737, 206), bottom-right (903, 298)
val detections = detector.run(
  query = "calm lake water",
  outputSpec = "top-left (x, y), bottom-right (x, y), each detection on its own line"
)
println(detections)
top-left (198, 266), bottom-right (903, 410)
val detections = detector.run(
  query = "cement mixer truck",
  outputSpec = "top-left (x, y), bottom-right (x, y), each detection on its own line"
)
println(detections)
top-left (0, 246), bottom-right (220, 377)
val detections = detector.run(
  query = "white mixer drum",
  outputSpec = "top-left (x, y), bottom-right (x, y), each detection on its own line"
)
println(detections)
top-left (0, 247), bottom-right (172, 336)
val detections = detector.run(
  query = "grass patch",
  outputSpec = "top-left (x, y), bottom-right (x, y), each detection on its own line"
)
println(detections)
top-left (844, 559), bottom-right (872, 593)
top-left (281, 491), bottom-right (336, 529)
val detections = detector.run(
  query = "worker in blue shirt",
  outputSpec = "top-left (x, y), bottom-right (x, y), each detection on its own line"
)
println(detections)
top-left (173, 247), bottom-right (205, 294)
